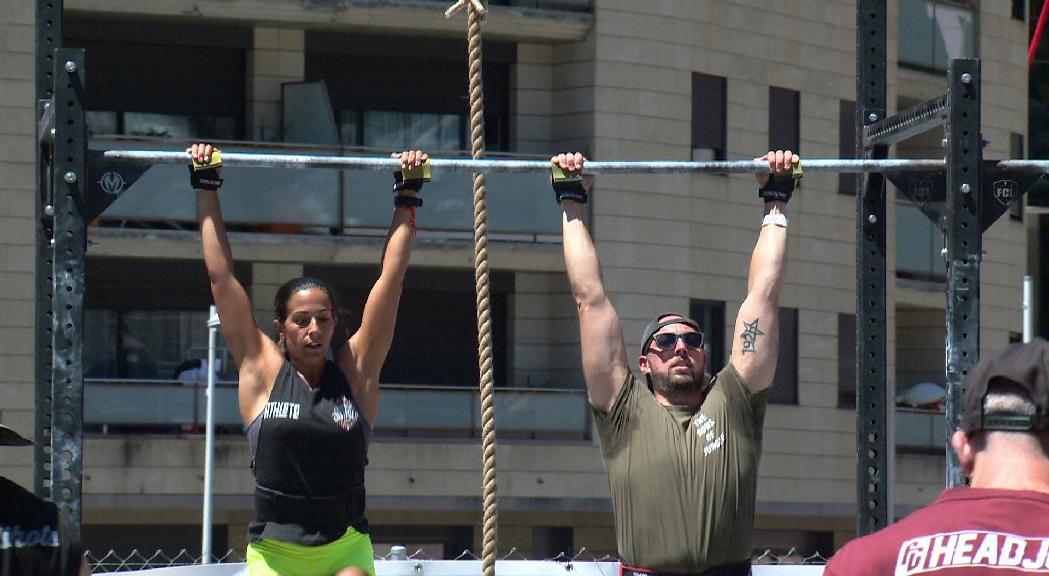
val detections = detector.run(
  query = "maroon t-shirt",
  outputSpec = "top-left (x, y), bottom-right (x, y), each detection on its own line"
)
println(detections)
top-left (825, 488), bottom-right (1049, 576)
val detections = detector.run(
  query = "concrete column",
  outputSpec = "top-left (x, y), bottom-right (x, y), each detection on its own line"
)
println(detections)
top-left (511, 44), bottom-right (554, 154)
top-left (251, 262), bottom-right (304, 338)
top-left (246, 27), bottom-right (305, 142)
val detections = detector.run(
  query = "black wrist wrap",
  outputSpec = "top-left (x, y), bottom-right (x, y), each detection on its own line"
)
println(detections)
top-left (394, 195), bottom-right (423, 207)
top-left (758, 172), bottom-right (795, 203)
top-left (189, 165), bottom-right (223, 191)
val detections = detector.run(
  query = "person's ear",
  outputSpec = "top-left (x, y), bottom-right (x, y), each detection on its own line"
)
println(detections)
top-left (951, 429), bottom-right (976, 476)
top-left (638, 354), bottom-right (650, 374)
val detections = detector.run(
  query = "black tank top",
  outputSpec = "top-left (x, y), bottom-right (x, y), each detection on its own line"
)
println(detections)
top-left (247, 359), bottom-right (372, 545)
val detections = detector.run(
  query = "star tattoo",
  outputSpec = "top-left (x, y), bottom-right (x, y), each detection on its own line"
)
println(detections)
top-left (740, 318), bottom-right (764, 355)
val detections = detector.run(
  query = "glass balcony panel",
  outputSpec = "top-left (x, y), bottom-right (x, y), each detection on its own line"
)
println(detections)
top-left (342, 169), bottom-right (560, 234)
top-left (932, 4), bottom-right (975, 70)
top-left (899, 0), bottom-right (936, 69)
top-left (896, 203), bottom-right (945, 280)
top-left (896, 408), bottom-right (948, 450)
top-left (91, 141), bottom-right (341, 227)
top-left (376, 388), bottom-right (477, 434)
top-left (91, 139), bottom-right (559, 236)
top-left (282, 82), bottom-right (340, 146)
top-left (85, 380), bottom-right (589, 439)
top-left (495, 391), bottom-right (589, 437)
top-left (86, 381), bottom-right (198, 425)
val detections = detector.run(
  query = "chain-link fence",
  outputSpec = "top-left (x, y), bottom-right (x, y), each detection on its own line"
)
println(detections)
top-left (86, 547), bottom-right (827, 573)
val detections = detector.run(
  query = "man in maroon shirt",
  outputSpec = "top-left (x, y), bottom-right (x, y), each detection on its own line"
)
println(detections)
top-left (825, 339), bottom-right (1049, 576)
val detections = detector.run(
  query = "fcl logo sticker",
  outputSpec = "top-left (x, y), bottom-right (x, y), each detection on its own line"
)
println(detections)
top-left (993, 180), bottom-right (1017, 206)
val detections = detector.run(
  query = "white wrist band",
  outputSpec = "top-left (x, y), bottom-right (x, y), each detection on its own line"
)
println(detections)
top-left (762, 213), bottom-right (788, 228)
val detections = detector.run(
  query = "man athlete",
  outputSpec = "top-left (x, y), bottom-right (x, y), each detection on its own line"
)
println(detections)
top-left (554, 150), bottom-right (798, 575)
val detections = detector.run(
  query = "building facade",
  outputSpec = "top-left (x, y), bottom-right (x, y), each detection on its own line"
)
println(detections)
top-left (0, 0), bottom-right (1037, 561)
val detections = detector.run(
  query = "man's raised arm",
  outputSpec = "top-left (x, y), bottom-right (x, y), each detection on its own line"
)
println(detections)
top-left (729, 150), bottom-right (796, 392)
top-left (555, 153), bottom-right (631, 413)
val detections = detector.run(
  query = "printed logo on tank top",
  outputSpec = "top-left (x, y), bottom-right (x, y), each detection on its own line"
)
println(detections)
top-left (896, 531), bottom-right (1049, 575)
top-left (0, 523), bottom-right (61, 549)
top-left (692, 413), bottom-right (725, 456)
top-left (263, 401), bottom-right (300, 420)
top-left (332, 397), bottom-right (359, 431)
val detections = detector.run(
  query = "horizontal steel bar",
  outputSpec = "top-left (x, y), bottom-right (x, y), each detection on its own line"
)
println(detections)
top-left (101, 150), bottom-right (959, 174)
top-left (863, 94), bottom-right (947, 147)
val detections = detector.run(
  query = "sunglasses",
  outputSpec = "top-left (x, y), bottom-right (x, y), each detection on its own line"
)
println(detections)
top-left (651, 332), bottom-right (704, 350)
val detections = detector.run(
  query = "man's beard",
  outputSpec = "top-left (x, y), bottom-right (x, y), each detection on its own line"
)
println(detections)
top-left (649, 365), bottom-right (704, 397)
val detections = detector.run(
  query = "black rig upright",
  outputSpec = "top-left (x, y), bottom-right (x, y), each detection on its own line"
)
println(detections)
top-left (35, 0), bottom-right (89, 526)
top-left (854, 0), bottom-right (891, 535)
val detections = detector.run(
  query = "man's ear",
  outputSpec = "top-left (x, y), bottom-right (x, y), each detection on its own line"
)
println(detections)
top-left (951, 429), bottom-right (976, 476)
top-left (638, 355), bottom-right (650, 374)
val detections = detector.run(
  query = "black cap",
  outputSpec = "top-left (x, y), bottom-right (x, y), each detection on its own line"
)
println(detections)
top-left (0, 423), bottom-right (32, 447)
top-left (640, 313), bottom-right (702, 356)
top-left (961, 339), bottom-right (1049, 433)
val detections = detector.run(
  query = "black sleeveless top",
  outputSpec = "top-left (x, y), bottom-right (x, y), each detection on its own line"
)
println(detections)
top-left (247, 360), bottom-right (372, 545)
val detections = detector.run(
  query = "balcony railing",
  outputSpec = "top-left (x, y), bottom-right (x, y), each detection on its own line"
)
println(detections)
top-left (896, 407), bottom-right (948, 451)
top-left (90, 137), bottom-right (562, 242)
top-left (84, 378), bottom-right (591, 440)
top-left (304, 0), bottom-right (592, 13)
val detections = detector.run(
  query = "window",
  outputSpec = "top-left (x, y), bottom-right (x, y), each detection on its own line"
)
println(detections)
top-left (769, 307), bottom-right (799, 405)
top-left (690, 300), bottom-right (726, 374)
top-left (308, 265), bottom-right (511, 387)
top-left (1010, 132), bottom-right (1025, 221)
top-left (532, 527), bottom-right (573, 559)
top-left (84, 258), bottom-right (246, 381)
top-left (899, 0), bottom-right (976, 71)
top-left (896, 203), bottom-right (946, 281)
top-left (88, 111), bottom-right (239, 140)
top-left (839, 100), bottom-right (857, 195)
top-left (769, 87), bottom-right (800, 153)
top-left (691, 73), bottom-right (727, 161)
top-left (340, 110), bottom-right (464, 151)
top-left (838, 314), bottom-right (857, 409)
top-left (1013, 0), bottom-right (1026, 21)
top-left (307, 32), bottom-right (513, 151)
top-left (67, 18), bottom-right (248, 140)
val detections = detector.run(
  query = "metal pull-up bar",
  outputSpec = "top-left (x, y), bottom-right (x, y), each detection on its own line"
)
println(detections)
top-left (97, 150), bottom-right (1049, 175)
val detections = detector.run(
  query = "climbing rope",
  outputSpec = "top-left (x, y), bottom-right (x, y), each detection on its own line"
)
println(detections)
top-left (448, 2), bottom-right (498, 576)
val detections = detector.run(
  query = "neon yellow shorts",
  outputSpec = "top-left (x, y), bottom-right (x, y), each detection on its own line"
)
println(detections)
top-left (246, 526), bottom-right (375, 576)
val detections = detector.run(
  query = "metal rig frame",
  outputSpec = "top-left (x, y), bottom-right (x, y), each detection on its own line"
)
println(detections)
top-left (34, 0), bottom-right (1039, 536)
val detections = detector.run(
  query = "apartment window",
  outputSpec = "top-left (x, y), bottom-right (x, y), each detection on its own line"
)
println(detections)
top-left (899, 0), bottom-right (976, 71)
top-left (67, 18), bottom-right (248, 140)
top-left (84, 258), bottom-right (246, 381)
top-left (838, 314), bottom-right (857, 409)
top-left (1010, 132), bottom-right (1025, 221)
top-left (769, 87), bottom-right (800, 153)
top-left (87, 111), bottom-right (239, 140)
top-left (839, 100), bottom-right (857, 195)
top-left (692, 73), bottom-right (727, 161)
top-left (308, 265), bottom-right (511, 387)
top-left (769, 307), bottom-right (799, 405)
top-left (340, 110), bottom-right (464, 151)
top-left (690, 300), bottom-right (726, 374)
top-left (533, 527), bottom-right (574, 559)
top-left (308, 32), bottom-right (512, 151)
top-left (896, 203), bottom-right (946, 281)
top-left (1013, 0), bottom-right (1026, 21)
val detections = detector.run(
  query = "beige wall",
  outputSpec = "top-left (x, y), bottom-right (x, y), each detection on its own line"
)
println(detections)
top-left (0, 0), bottom-right (39, 488)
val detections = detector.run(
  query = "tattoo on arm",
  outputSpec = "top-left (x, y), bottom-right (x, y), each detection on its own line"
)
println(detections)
top-left (740, 318), bottom-right (764, 355)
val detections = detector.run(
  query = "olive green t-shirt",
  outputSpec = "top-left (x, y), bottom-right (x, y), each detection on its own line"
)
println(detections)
top-left (594, 364), bottom-right (769, 572)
